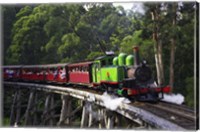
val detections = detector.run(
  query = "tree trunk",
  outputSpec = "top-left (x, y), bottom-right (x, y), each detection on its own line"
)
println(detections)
top-left (151, 8), bottom-right (165, 86)
top-left (158, 40), bottom-right (165, 85)
top-left (170, 39), bottom-right (175, 92)
top-left (169, 3), bottom-right (177, 92)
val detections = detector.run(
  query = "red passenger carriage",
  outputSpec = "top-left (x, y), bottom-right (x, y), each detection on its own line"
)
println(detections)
top-left (21, 65), bottom-right (45, 81)
top-left (68, 62), bottom-right (93, 84)
top-left (44, 64), bottom-right (68, 83)
top-left (3, 65), bottom-right (22, 80)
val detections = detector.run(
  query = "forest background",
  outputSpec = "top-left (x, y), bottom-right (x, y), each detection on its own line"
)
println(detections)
top-left (2, 2), bottom-right (197, 108)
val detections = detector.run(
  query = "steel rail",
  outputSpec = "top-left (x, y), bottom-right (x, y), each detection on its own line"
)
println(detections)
top-left (139, 103), bottom-right (196, 130)
top-left (156, 101), bottom-right (195, 121)
top-left (159, 101), bottom-right (195, 114)
top-left (3, 81), bottom-right (192, 130)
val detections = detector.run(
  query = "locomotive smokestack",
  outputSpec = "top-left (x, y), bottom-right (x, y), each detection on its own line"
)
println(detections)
top-left (133, 46), bottom-right (140, 66)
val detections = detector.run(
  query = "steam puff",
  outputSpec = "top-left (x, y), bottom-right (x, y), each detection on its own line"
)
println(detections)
top-left (162, 93), bottom-right (184, 105)
top-left (102, 92), bottom-right (131, 111)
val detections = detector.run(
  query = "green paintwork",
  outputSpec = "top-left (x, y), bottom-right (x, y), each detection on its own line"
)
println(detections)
top-left (117, 89), bottom-right (123, 95)
top-left (92, 55), bottom-right (115, 83)
top-left (100, 66), bottom-right (125, 82)
top-left (117, 89), bottom-right (127, 96)
top-left (118, 53), bottom-right (127, 66)
top-left (92, 54), bottom-right (127, 85)
top-left (126, 55), bottom-right (134, 66)
top-left (113, 57), bottom-right (118, 65)
top-left (92, 60), bottom-right (101, 83)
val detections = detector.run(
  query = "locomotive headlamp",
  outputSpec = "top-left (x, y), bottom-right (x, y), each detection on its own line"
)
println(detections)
top-left (143, 60), bottom-right (147, 65)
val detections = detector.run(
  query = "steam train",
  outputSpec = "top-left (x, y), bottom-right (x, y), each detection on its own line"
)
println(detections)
top-left (3, 47), bottom-right (170, 102)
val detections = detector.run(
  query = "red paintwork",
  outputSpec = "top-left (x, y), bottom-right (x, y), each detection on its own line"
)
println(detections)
top-left (46, 71), bottom-right (67, 83)
top-left (69, 72), bottom-right (90, 83)
top-left (68, 61), bottom-right (92, 84)
top-left (46, 73), bottom-right (54, 81)
top-left (45, 65), bottom-right (68, 83)
top-left (123, 85), bottom-right (171, 96)
top-left (21, 67), bottom-right (45, 81)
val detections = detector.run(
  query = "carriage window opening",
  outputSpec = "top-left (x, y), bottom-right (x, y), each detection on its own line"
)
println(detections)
top-left (84, 67), bottom-right (87, 72)
top-left (34, 69), bottom-right (37, 74)
top-left (83, 66), bottom-right (86, 72)
top-left (96, 63), bottom-right (100, 71)
top-left (108, 58), bottom-right (113, 65)
top-left (101, 60), bottom-right (106, 66)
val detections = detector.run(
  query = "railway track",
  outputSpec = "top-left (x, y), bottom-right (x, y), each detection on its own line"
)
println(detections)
top-left (70, 86), bottom-right (196, 130)
top-left (158, 101), bottom-right (195, 120)
top-left (135, 101), bottom-right (196, 130)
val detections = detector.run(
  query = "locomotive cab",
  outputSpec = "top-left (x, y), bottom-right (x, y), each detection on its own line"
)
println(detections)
top-left (92, 55), bottom-right (117, 85)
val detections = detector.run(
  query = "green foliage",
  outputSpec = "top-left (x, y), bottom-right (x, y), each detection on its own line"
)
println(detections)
top-left (87, 52), bottom-right (105, 60)
top-left (3, 6), bottom-right (20, 64)
top-left (58, 33), bottom-right (80, 62)
top-left (3, 117), bottom-right (10, 126)
top-left (185, 77), bottom-right (194, 107)
top-left (120, 30), bottom-right (143, 53)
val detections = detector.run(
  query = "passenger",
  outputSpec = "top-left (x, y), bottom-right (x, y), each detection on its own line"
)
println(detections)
top-left (54, 68), bottom-right (58, 80)
top-left (60, 68), bottom-right (66, 80)
top-left (8, 69), bottom-right (14, 78)
top-left (16, 70), bottom-right (20, 77)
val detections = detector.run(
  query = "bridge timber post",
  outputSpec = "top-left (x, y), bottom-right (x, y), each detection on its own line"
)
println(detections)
top-left (33, 91), bottom-right (38, 125)
top-left (80, 101), bottom-right (89, 128)
top-left (106, 110), bottom-right (114, 129)
top-left (80, 101), bottom-right (125, 129)
top-left (24, 89), bottom-right (35, 125)
top-left (9, 88), bottom-right (21, 126)
top-left (15, 89), bottom-right (22, 126)
top-left (57, 94), bottom-right (72, 126)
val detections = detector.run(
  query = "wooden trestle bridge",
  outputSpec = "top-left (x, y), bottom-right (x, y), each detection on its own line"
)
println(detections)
top-left (3, 81), bottom-right (197, 130)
